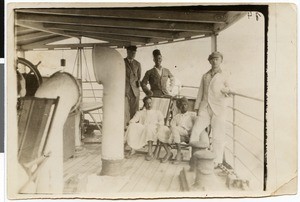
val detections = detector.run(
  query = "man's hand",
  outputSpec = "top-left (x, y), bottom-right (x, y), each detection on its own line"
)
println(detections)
top-left (148, 91), bottom-right (153, 96)
top-left (221, 87), bottom-right (232, 97)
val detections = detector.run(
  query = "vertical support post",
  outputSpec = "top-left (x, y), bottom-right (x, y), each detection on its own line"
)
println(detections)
top-left (18, 50), bottom-right (26, 72)
top-left (76, 38), bottom-right (83, 149)
top-left (211, 34), bottom-right (218, 52)
top-left (232, 95), bottom-right (236, 170)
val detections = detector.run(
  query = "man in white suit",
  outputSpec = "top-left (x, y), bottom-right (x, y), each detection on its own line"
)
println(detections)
top-left (190, 51), bottom-right (231, 168)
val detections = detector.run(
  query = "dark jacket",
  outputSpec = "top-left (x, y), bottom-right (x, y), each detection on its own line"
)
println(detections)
top-left (125, 58), bottom-right (141, 98)
top-left (141, 67), bottom-right (174, 96)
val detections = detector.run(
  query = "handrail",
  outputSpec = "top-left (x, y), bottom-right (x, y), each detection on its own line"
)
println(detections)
top-left (181, 85), bottom-right (198, 89)
top-left (181, 85), bottom-right (264, 102)
top-left (225, 133), bottom-right (263, 164)
top-left (227, 121), bottom-right (263, 143)
top-left (225, 146), bottom-right (261, 182)
top-left (229, 91), bottom-right (264, 102)
top-left (228, 106), bottom-right (264, 123)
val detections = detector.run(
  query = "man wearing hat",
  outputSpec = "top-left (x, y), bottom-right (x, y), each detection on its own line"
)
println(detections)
top-left (141, 49), bottom-right (174, 96)
top-left (124, 45), bottom-right (142, 126)
top-left (190, 51), bottom-right (231, 168)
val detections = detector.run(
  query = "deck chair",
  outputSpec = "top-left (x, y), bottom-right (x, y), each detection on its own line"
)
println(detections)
top-left (80, 102), bottom-right (103, 134)
top-left (18, 97), bottom-right (59, 193)
top-left (150, 96), bottom-right (173, 125)
top-left (148, 96), bottom-right (173, 158)
top-left (159, 98), bottom-right (212, 161)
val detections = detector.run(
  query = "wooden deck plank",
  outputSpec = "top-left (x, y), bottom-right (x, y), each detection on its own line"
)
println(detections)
top-left (122, 154), bottom-right (144, 176)
top-left (64, 154), bottom-right (97, 179)
top-left (62, 144), bottom-right (233, 194)
top-left (120, 155), bottom-right (150, 192)
top-left (156, 161), bottom-right (180, 192)
top-left (64, 155), bottom-right (86, 172)
top-left (119, 154), bottom-right (145, 192)
top-left (63, 144), bottom-right (100, 172)
top-left (144, 160), bottom-right (170, 192)
top-left (168, 164), bottom-right (187, 192)
top-left (64, 155), bottom-right (98, 181)
top-left (76, 155), bottom-right (101, 176)
top-left (64, 154), bottom-right (102, 193)
top-left (133, 158), bottom-right (162, 192)
top-left (121, 154), bottom-right (139, 176)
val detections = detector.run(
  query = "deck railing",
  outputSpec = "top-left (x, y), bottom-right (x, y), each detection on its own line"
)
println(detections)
top-left (81, 82), bottom-right (264, 188)
top-left (181, 85), bottom-right (264, 188)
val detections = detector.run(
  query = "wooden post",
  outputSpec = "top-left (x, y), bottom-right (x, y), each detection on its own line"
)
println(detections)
top-left (211, 34), bottom-right (218, 52)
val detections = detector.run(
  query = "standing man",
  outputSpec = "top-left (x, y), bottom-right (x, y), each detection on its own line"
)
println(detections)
top-left (190, 51), bottom-right (231, 168)
top-left (141, 49), bottom-right (174, 96)
top-left (124, 45), bottom-right (142, 126)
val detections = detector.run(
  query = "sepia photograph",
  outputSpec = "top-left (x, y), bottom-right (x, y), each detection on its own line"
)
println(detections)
top-left (5, 2), bottom-right (297, 200)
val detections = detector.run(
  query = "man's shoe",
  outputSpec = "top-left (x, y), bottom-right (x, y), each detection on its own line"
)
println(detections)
top-left (145, 153), bottom-right (154, 161)
top-left (173, 153), bottom-right (183, 165)
top-left (125, 150), bottom-right (136, 159)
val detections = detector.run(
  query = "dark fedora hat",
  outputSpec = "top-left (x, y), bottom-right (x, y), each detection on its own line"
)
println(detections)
top-left (125, 45), bottom-right (137, 51)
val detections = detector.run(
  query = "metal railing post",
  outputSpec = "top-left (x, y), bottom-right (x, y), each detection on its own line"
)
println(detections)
top-left (232, 95), bottom-right (236, 170)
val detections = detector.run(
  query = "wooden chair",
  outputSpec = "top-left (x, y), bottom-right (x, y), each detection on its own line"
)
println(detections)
top-left (18, 97), bottom-right (59, 193)
top-left (148, 96), bottom-right (173, 158)
top-left (168, 98), bottom-right (197, 159)
top-left (155, 97), bottom-right (212, 162)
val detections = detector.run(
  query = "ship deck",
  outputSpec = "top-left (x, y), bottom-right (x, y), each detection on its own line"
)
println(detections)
top-left (63, 143), bottom-right (232, 194)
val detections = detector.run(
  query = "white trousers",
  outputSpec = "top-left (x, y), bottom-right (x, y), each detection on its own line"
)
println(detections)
top-left (190, 105), bottom-right (226, 164)
top-left (157, 126), bottom-right (189, 144)
top-left (126, 123), bottom-right (159, 150)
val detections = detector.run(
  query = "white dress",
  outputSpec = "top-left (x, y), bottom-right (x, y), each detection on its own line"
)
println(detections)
top-left (125, 109), bottom-right (165, 150)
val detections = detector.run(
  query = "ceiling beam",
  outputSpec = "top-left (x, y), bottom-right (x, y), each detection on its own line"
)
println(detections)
top-left (20, 42), bottom-right (131, 51)
top-left (17, 32), bottom-right (54, 42)
top-left (18, 35), bottom-right (63, 46)
top-left (16, 8), bottom-right (228, 23)
top-left (16, 26), bottom-right (39, 36)
top-left (16, 20), bottom-right (79, 39)
top-left (64, 30), bottom-right (150, 43)
top-left (44, 23), bottom-right (177, 40)
top-left (63, 31), bottom-right (141, 46)
top-left (214, 11), bottom-right (247, 33)
top-left (16, 12), bottom-right (214, 32)
top-left (19, 36), bottom-right (69, 50)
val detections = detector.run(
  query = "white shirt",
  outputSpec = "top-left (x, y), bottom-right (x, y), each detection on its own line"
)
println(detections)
top-left (155, 67), bottom-right (162, 76)
top-left (129, 109), bottom-right (164, 125)
top-left (170, 111), bottom-right (195, 132)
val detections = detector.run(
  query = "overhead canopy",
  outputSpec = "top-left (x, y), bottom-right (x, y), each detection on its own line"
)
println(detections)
top-left (15, 6), bottom-right (246, 50)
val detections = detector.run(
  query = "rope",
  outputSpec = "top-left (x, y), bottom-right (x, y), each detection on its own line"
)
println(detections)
top-left (82, 48), bottom-right (102, 122)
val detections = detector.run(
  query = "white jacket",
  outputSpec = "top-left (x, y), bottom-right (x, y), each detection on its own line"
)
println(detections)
top-left (194, 70), bottom-right (230, 117)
